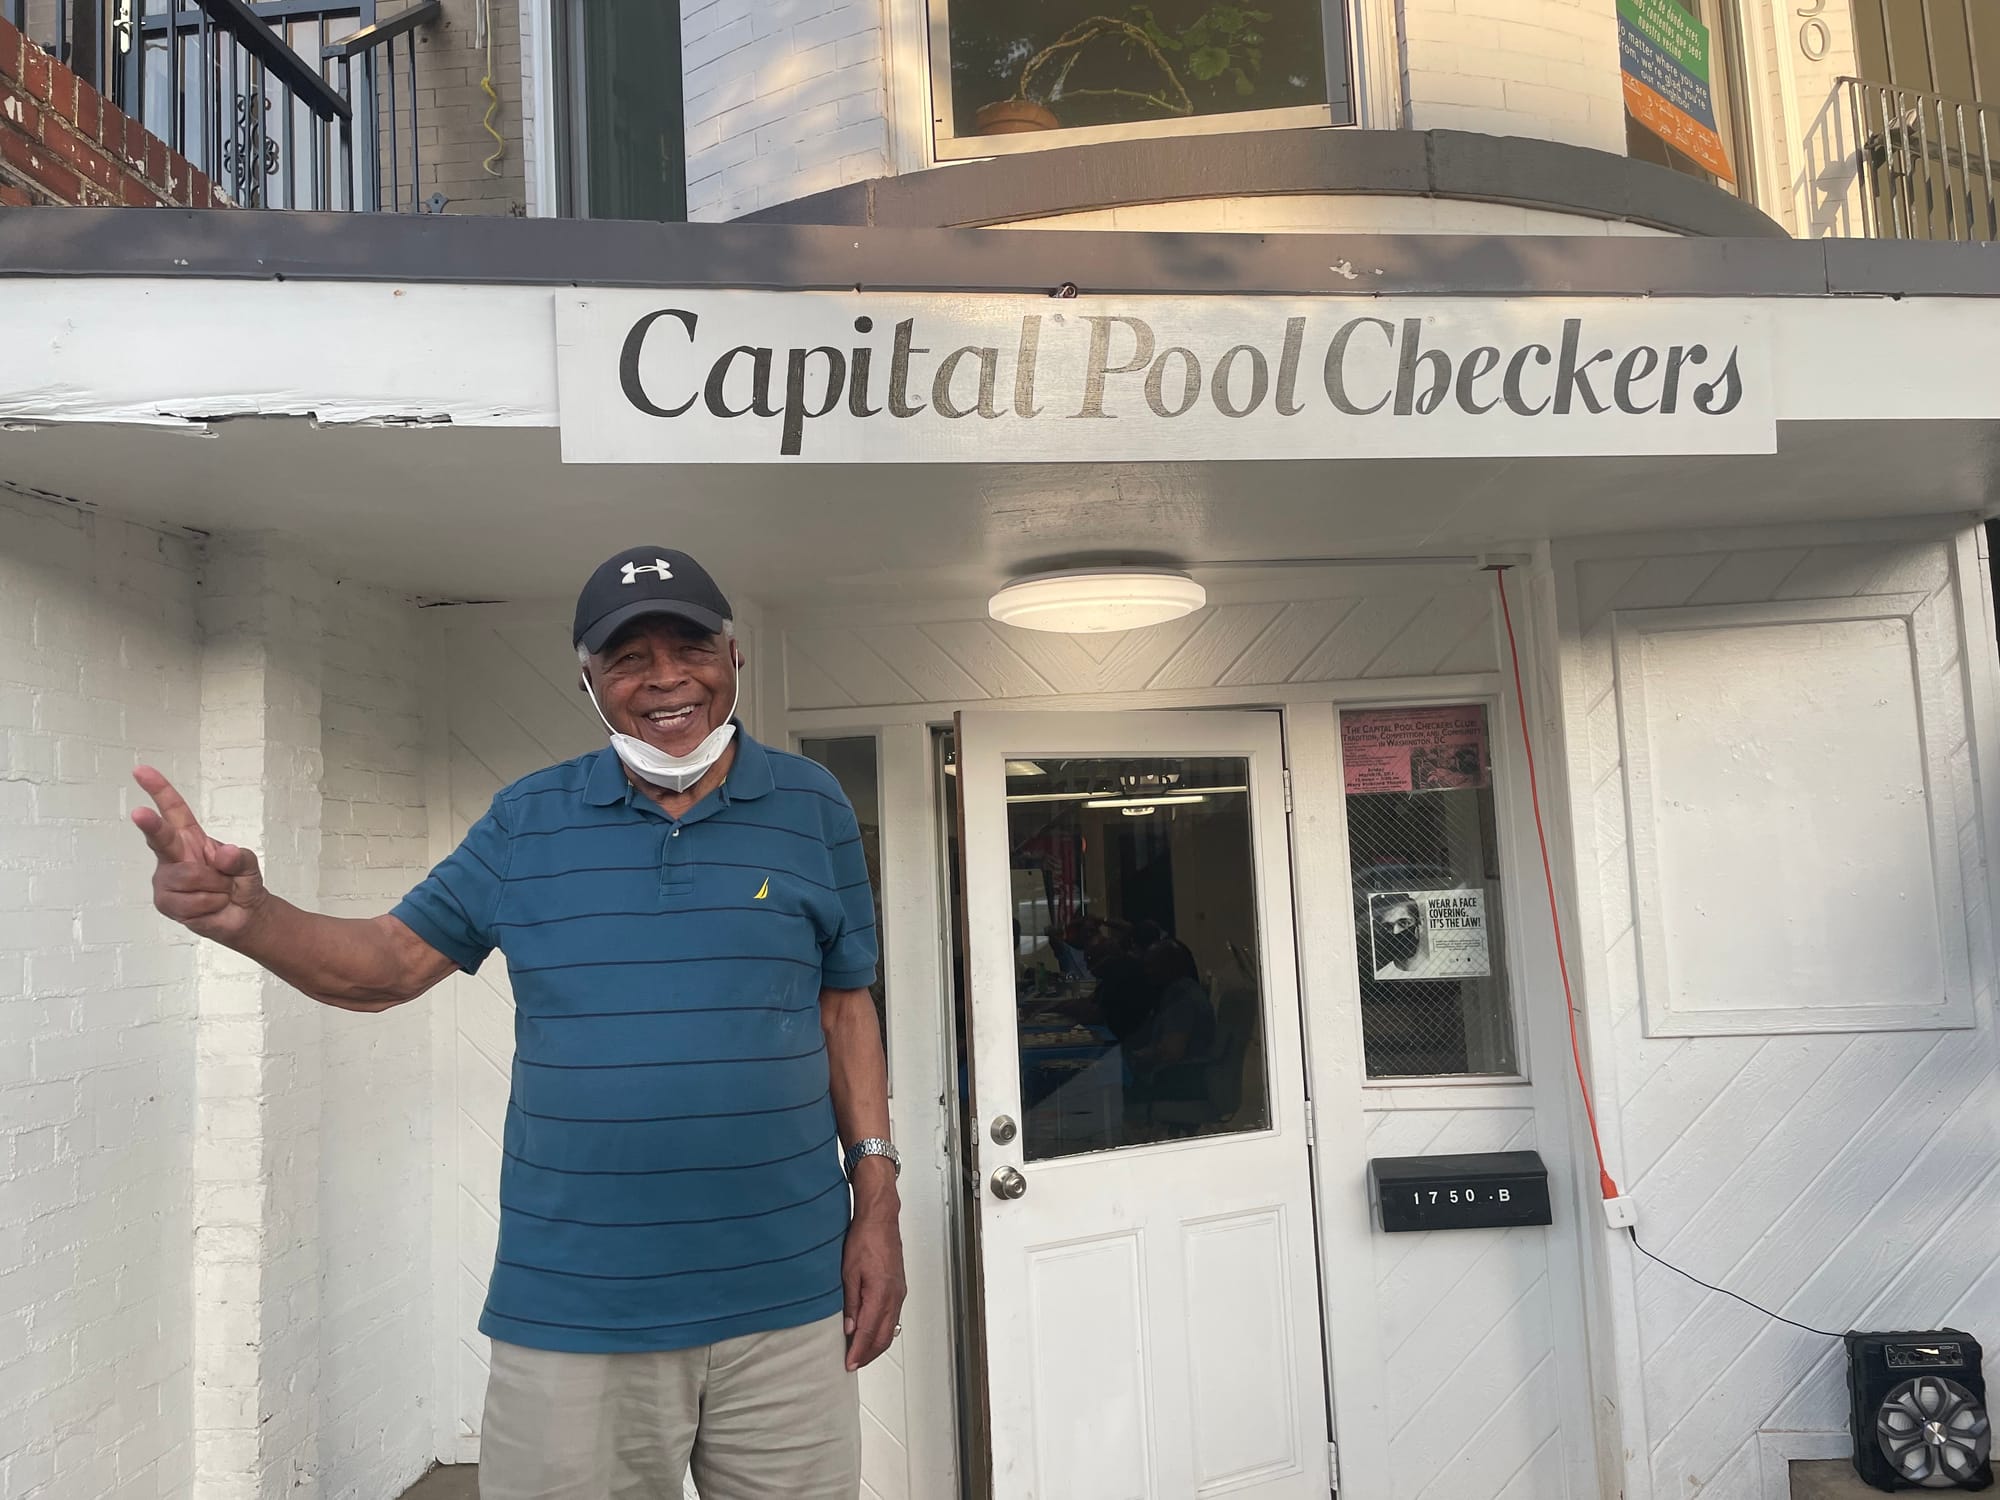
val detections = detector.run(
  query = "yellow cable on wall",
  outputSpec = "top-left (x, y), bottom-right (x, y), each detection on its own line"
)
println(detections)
top-left (479, 0), bottom-right (505, 177)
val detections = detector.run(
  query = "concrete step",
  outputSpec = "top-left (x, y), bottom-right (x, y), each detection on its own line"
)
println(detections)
top-left (1796, 1455), bottom-right (2000, 1494)
top-left (1791, 1458), bottom-right (1887, 1498)
top-left (397, 1465), bottom-right (477, 1500)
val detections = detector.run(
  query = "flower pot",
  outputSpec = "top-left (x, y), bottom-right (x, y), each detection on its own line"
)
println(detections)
top-left (973, 99), bottom-right (1060, 135)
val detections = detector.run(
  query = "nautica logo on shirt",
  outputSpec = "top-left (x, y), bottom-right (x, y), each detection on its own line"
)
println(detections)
top-left (754, 877), bottom-right (770, 900)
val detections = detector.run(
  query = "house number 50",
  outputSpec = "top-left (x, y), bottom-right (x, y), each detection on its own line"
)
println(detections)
top-left (1797, 0), bottom-right (1831, 61)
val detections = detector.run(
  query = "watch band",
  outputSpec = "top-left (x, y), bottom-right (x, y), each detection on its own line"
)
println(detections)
top-left (845, 1137), bottom-right (900, 1178)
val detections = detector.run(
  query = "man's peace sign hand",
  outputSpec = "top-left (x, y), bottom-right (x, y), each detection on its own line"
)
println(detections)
top-left (131, 766), bottom-right (268, 943)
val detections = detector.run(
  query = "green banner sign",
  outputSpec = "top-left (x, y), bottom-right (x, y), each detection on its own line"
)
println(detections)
top-left (1618, 0), bottom-right (1711, 84)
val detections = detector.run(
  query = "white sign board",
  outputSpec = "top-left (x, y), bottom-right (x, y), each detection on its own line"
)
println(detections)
top-left (555, 291), bottom-right (1775, 464)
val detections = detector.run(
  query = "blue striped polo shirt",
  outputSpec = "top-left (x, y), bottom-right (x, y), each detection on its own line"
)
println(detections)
top-left (391, 732), bottom-right (878, 1354)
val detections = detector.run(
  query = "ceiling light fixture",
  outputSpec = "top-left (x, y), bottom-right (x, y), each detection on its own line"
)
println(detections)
top-left (988, 569), bottom-right (1206, 634)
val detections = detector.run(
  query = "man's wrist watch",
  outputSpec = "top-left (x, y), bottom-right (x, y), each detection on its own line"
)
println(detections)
top-left (844, 1137), bottom-right (900, 1179)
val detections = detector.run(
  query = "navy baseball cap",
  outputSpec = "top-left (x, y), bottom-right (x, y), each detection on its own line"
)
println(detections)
top-left (572, 547), bottom-right (734, 653)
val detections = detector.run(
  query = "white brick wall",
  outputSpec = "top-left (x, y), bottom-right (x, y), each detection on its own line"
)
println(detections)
top-left (2, 509), bottom-right (446, 1500)
top-left (315, 582), bottom-right (433, 1500)
top-left (0, 493), bottom-right (203, 1500)
top-left (193, 538), bottom-right (327, 1500)
top-left (681, 0), bottom-right (891, 221)
top-left (1399, 0), bottom-right (1627, 152)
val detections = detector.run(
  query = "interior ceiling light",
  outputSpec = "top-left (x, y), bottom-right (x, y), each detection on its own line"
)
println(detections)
top-left (988, 569), bottom-right (1206, 634)
top-left (1084, 792), bottom-right (1216, 810)
top-left (1006, 785), bottom-right (1246, 807)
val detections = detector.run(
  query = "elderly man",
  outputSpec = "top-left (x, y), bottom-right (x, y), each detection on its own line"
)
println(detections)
top-left (133, 546), bottom-right (903, 1500)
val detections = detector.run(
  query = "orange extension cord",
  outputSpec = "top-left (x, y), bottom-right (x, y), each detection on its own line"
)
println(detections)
top-left (1489, 566), bottom-right (1621, 1204)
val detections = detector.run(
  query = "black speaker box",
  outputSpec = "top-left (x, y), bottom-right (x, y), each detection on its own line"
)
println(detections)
top-left (1846, 1329), bottom-right (1992, 1491)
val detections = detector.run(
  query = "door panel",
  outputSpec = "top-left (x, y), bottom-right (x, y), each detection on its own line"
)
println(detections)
top-left (1027, 1234), bottom-right (1153, 1500)
top-left (956, 710), bottom-right (1329, 1500)
top-left (1185, 1208), bottom-right (1304, 1489)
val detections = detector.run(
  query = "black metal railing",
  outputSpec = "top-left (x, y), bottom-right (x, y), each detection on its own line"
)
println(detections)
top-left (1841, 76), bottom-right (2000, 241)
top-left (322, 0), bottom-right (436, 213)
top-left (2, 0), bottom-right (437, 211)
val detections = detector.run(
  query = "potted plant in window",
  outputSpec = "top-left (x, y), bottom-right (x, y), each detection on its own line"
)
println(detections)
top-left (970, 4), bottom-right (1270, 137)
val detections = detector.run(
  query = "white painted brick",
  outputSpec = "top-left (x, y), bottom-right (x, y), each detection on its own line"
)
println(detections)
top-left (1414, 71), bottom-right (1508, 110)
top-left (832, 30), bottom-right (879, 68)
top-left (681, 0), bottom-right (889, 219)
top-left (1402, 0), bottom-right (1623, 152)
top-left (684, 14), bottom-right (754, 70)
top-left (1506, 79), bottom-right (1597, 122)
top-left (1, 504), bottom-right (199, 1500)
top-left (315, 579), bottom-right (433, 1500)
top-left (836, 91), bottom-right (881, 127)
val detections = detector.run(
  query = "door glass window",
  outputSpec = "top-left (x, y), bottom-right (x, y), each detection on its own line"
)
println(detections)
top-left (1340, 704), bottom-right (1519, 1079)
top-left (999, 755), bottom-right (1270, 1161)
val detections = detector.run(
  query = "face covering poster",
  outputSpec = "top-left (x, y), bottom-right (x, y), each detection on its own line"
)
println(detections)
top-left (1369, 889), bottom-right (1492, 981)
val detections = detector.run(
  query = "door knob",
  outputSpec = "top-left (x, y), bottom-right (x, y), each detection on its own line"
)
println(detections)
top-left (990, 1165), bottom-right (1027, 1200)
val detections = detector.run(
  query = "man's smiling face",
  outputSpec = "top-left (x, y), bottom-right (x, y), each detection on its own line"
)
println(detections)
top-left (587, 616), bottom-right (738, 758)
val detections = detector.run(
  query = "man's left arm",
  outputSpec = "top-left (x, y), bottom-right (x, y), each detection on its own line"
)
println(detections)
top-left (823, 985), bottom-right (906, 1371)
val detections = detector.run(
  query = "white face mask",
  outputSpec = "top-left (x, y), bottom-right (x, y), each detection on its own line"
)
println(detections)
top-left (579, 642), bottom-right (740, 794)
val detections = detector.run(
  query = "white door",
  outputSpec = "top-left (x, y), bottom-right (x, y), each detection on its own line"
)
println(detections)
top-left (956, 710), bottom-right (1331, 1500)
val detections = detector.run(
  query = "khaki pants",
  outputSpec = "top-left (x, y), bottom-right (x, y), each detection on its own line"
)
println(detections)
top-left (478, 1316), bottom-right (860, 1500)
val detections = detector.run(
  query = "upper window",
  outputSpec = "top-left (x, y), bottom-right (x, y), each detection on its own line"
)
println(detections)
top-left (931, 0), bottom-right (1350, 158)
top-left (1620, 0), bottom-right (1756, 199)
top-left (553, 0), bottom-right (686, 221)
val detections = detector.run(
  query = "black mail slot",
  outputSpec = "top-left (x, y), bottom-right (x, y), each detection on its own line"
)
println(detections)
top-left (1369, 1150), bottom-right (1553, 1233)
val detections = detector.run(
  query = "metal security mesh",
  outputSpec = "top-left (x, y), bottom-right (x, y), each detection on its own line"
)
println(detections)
top-left (1342, 707), bottom-right (1519, 1079)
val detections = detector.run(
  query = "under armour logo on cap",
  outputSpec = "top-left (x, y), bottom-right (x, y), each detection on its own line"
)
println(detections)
top-left (621, 559), bottom-right (675, 585)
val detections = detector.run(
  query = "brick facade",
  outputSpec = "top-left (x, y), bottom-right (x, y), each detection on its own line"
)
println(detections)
top-left (0, 15), bottom-right (229, 208)
top-left (0, 3), bottom-right (522, 218)
top-left (407, 0), bottom-right (527, 216)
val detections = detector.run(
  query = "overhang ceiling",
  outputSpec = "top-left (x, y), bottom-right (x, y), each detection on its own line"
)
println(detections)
top-left (1, 416), bottom-right (1993, 609)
